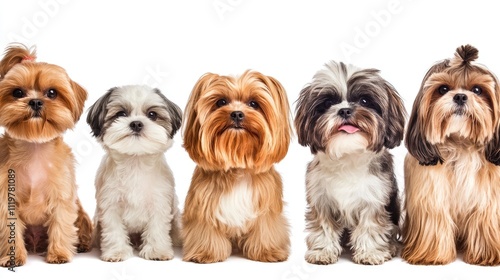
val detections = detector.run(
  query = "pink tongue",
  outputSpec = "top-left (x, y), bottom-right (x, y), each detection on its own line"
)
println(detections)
top-left (338, 125), bottom-right (359, 134)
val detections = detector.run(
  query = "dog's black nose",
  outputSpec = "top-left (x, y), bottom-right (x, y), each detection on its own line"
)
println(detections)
top-left (338, 108), bottom-right (352, 119)
top-left (29, 99), bottom-right (43, 111)
top-left (130, 121), bottom-right (144, 133)
top-left (230, 111), bottom-right (245, 123)
top-left (453, 93), bottom-right (468, 106)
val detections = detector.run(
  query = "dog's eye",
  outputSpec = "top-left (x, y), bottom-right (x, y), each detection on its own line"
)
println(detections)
top-left (216, 98), bottom-right (227, 107)
top-left (359, 96), bottom-right (372, 107)
top-left (323, 100), bottom-right (334, 109)
top-left (147, 111), bottom-right (158, 121)
top-left (12, 88), bottom-right (25, 98)
top-left (46, 88), bottom-right (57, 99)
top-left (438, 85), bottom-right (449, 95)
top-left (315, 99), bottom-right (335, 114)
top-left (471, 86), bottom-right (482, 95)
top-left (249, 101), bottom-right (259, 109)
top-left (116, 111), bottom-right (127, 117)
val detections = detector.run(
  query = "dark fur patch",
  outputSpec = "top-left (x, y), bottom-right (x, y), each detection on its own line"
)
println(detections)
top-left (455, 44), bottom-right (479, 64)
top-left (86, 87), bottom-right (117, 138)
top-left (153, 88), bottom-right (182, 137)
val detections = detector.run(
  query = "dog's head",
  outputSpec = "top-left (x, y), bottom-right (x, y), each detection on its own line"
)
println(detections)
top-left (87, 85), bottom-right (182, 155)
top-left (183, 70), bottom-right (291, 172)
top-left (406, 45), bottom-right (500, 165)
top-left (295, 61), bottom-right (406, 158)
top-left (0, 44), bottom-right (87, 142)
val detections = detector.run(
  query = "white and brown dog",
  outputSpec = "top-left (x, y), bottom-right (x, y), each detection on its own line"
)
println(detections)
top-left (87, 85), bottom-right (182, 261)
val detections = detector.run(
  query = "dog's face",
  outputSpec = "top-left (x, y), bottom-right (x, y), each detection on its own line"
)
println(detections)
top-left (0, 45), bottom-right (87, 143)
top-left (406, 45), bottom-right (500, 165)
top-left (295, 61), bottom-right (406, 158)
top-left (87, 85), bottom-right (182, 155)
top-left (183, 70), bottom-right (291, 171)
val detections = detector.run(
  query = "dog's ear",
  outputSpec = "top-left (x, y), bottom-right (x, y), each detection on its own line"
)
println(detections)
top-left (256, 71), bottom-right (292, 163)
top-left (383, 81), bottom-right (406, 149)
top-left (485, 75), bottom-right (500, 165)
top-left (183, 73), bottom-right (219, 158)
top-left (294, 84), bottom-right (323, 154)
top-left (86, 87), bottom-right (116, 138)
top-left (0, 44), bottom-right (36, 79)
top-left (405, 61), bottom-right (449, 166)
top-left (486, 127), bottom-right (500, 165)
top-left (153, 88), bottom-right (182, 138)
top-left (70, 80), bottom-right (88, 122)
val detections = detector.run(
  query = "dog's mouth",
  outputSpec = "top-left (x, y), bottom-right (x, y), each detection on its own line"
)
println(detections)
top-left (338, 123), bottom-right (360, 134)
top-left (225, 124), bottom-right (246, 131)
top-left (453, 108), bottom-right (466, 116)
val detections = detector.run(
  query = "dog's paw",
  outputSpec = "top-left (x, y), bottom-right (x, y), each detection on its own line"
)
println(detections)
top-left (246, 249), bottom-right (288, 263)
top-left (139, 244), bottom-right (173, 261)
top-left (77, 244), bottom-right (92, 253)
top-left (353, 250), bottom-right (392, 265)
top-left (0, 254), bottom-right (27, 267)
top-left (101, 247), bottom-right (133, 262)
top-left (305, 249), bottom-right (339, 265)
top-left (46, 252), bottom-right (72, 264)
top-left (183, 252), bottom-right (227, 264)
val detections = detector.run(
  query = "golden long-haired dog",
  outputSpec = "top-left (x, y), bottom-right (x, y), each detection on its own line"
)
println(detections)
top-left (182, 70), bottom-right (291, 263)
top-left (0, 44), bottom-right (92, 267)
top-left (403, 45), bottom-right (500, 265)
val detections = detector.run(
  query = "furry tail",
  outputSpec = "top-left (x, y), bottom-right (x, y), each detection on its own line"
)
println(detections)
top-left (0, 43), bottom-right (37, 78)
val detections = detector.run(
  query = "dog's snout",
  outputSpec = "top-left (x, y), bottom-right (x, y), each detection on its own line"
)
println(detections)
top-left (338, 108), bottom-right (352, 119)
top-left (129, 121), bottom-right (144, 133)
top-left (29, 99), bottom-right (43, 111)
top-left (230, 111), bottom-right (245, 123)
top-left (453, 93), bottom-right (468, 106)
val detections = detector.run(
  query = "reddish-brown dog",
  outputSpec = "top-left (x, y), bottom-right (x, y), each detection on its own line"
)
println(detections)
top-left (182, 70), bottom-right (291, 263)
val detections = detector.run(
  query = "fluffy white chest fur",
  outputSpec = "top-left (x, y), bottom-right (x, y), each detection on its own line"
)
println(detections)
top-left (96, 154), bottom-right (175, 233)
top-left (308, 152), bottom-right (388, 227)
top-left (215, 175), bottom-right (256, 228)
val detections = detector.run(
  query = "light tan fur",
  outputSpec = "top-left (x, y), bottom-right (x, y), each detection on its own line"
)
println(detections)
top-left (403, 45), bottom-right (500, 265)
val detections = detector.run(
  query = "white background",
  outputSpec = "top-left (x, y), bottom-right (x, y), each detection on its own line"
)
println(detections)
top-left (1, 0), bottom-right (500, 279)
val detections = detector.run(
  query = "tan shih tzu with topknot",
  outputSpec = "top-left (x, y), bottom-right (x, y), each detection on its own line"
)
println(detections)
top-left (182, 70), bottom-right (291, 263)
top-left (403, 45), bottom-right (500, 265)
top-left (0, 44), bottom-right (92, 267)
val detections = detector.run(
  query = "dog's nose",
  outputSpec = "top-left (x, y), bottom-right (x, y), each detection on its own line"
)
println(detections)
top-left (28, 99), bottom-right (43, 111)
top-left (453, 93), bottom-right (468, 106)
top-left (230, 111), bottom-right (245, 123)
top-left (129, 121), bottom-right (144, 133)
top-left (338, 108), bottom-right (352, 119)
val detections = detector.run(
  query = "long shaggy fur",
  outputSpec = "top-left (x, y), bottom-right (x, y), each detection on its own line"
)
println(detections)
top-left (182, 70), bottom-right (292, 263)
top-left (87, 85), bottom-right (182, 261)
top-left (0, 44), bottom-right (92, 266)
top-left (295, 61), bottom-right (406, 265)
top-left (403, 44), bottom-right (500, 265)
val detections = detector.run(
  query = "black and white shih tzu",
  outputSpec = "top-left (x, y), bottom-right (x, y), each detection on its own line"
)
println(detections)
top-left (295, 61), bottom-right (406, 265)
top-left (87, 85), bottom-right (182, 261)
